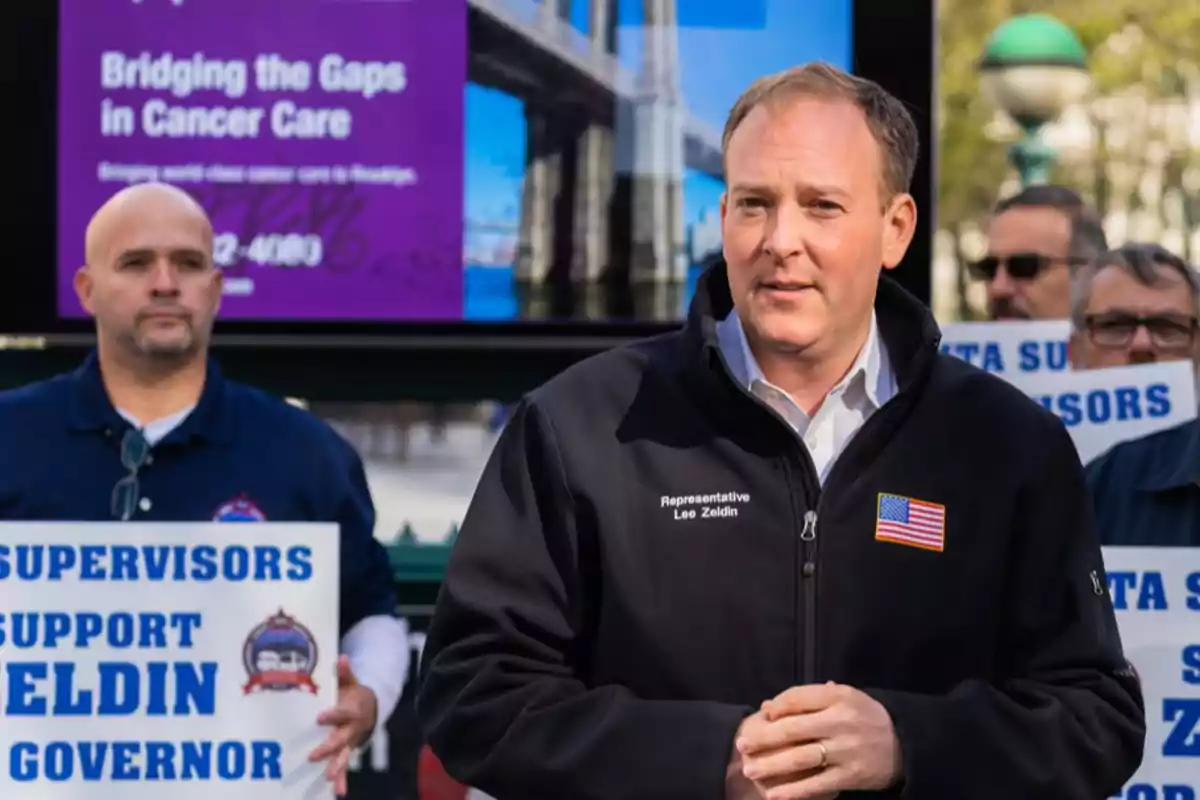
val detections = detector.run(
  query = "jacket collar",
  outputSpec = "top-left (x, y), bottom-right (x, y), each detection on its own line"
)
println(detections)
top-left (718, 309), bottom-right (891, 408)
top-left (683, 259), bottom-right (942, 393)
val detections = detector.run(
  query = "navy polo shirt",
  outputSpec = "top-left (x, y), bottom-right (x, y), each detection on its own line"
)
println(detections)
top-left (0, 352), bottom-right (397, 634)
top-left (1086, 417), bottom-right (1200, 546)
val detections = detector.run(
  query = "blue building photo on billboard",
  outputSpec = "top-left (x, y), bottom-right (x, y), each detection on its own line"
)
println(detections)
top-left (463, 0), bottom-right (852, 320)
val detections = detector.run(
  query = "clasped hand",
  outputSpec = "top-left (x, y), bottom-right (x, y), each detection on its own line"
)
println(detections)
top-left (729, 682), bottom-right (902, 800)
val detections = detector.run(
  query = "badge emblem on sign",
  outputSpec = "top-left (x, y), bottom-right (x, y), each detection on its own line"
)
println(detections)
top-left (242, 609), bottom-right (320, 694)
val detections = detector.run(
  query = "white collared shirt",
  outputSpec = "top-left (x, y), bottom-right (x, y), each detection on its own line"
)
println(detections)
top-left (716, 311), bottom-right (898, 483)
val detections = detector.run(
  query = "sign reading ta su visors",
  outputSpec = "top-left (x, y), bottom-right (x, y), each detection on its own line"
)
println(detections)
top-left (0, 522), bottom-right (339, 800)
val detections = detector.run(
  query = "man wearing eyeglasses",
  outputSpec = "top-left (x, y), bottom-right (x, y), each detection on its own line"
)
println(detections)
top-left (0, 181), bottom-right (409, 794)
top-left (1069, 243), bottom-right (1200, 546)
top-left (1067, 243), bottom-right (1200, 372)
top-left (973, 185), bottom-right (1107, 320)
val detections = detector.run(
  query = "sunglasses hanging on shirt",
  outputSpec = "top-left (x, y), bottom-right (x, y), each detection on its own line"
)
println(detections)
top-left (111, 427), bottom-right (152, 521)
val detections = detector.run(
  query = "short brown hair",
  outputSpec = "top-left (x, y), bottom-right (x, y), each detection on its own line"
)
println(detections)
top-left (721, 62), bottom-right (919, 200)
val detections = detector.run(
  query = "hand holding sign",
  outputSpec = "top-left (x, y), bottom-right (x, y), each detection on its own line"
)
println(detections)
top-left (310, 655), bottom-right (378, 796)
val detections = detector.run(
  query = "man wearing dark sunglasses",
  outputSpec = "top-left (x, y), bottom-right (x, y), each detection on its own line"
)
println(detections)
top-left (0, 182), bottom-right (409, 796)
top-left (1077, 244), bottom-right (1200, 546)
top-left (973, 185), bottom-right (1107, 320)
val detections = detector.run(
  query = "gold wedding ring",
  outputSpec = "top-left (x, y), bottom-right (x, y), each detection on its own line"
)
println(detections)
top-left (816, 741), bottom-right (828, 769)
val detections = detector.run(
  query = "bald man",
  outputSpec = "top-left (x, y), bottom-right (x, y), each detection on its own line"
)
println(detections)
top-left (75, 182), bottom-right (222, 420)
top-left (0, 182), bottom-right (409, 794)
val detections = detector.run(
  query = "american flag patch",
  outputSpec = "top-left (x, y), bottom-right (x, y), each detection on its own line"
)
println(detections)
top-left (875, 493), bottom-right (946, 552)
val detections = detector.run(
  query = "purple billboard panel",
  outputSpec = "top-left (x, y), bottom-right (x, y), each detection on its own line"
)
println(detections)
top-left (58, 0), bottom-right (466, 321)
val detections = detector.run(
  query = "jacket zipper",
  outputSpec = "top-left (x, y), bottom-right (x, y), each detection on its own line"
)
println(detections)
top-left (712, 345), bottom-right (825, 684)
top-left (799, 509), bottom-right (818, 683)
top-left (710, 358), bottom-right (931, 681)
top-left (705, 321), bottom-right (939, 688)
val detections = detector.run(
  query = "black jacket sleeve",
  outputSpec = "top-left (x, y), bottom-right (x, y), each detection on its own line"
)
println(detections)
top-left (866, 414), bottom-right (1145, 798)
top-left (416, 399), bottom-right (751, 800)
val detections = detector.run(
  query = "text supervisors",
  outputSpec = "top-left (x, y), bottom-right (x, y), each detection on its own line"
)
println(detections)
top-left (0, 543), bottom-right (313, 582)
top-left (99, 51), bottom-right (405, 139)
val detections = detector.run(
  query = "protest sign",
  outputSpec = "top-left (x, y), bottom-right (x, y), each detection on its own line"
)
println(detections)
top-left (1103, 546), bottom-right (1200, 800)
top-left (1005, 360), bottom-right (1197, 464)
top-left (939, 319), bottom-right (1071, 375)
top-left (0, 522), bottom-right (339, 799)
top-left (939, 320), bottom-right (1197, 463)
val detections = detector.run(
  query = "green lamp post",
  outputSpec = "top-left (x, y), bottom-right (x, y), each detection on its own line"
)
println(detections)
top-left (978, 14), bottom-right (1091, 187)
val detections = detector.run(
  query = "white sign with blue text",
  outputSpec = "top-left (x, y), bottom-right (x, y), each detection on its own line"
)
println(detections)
top-left (1103, 547), bottom-right (1200, 800)
top-left (939, 320), bottom-right (1196, 463)
top-left (1003, 360), bottom-right (1196, 464)
top-left (940, 319), bottom-right (1071, 375)
top-left (0, 522), bottom-right (339, 799)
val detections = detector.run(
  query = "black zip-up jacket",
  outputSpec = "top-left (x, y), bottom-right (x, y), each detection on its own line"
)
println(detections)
top-left (417, 263), bottom-right (1145, 799)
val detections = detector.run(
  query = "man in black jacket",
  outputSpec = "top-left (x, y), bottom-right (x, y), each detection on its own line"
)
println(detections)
top-left (417, 63), bottom-right (1144, 799)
